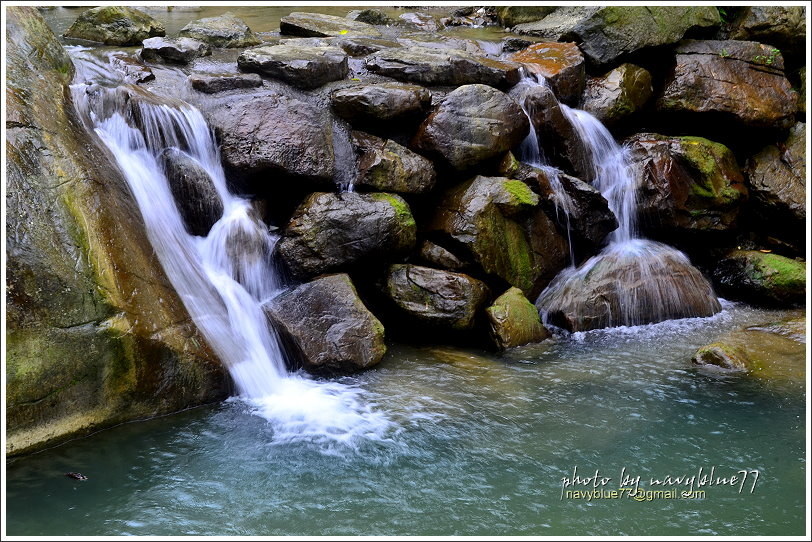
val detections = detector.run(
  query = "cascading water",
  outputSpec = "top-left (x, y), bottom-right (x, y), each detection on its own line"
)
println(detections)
top-left (514, 78), bottom-right (722, 332)
top-left (68, 52), bottom-right (391, 445)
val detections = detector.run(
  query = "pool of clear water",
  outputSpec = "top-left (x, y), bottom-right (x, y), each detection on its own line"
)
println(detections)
top-left (5, 303), bottom-right (806, 536)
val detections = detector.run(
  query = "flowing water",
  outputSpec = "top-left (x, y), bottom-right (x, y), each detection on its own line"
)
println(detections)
top-left (5, 304), bottom-right (806, 536)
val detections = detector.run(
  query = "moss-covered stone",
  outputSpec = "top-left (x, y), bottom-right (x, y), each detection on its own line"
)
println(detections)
top-left (713, 250), bottom-right (806, 307)
top-left (178, 12), bottom-right (261, 47)
top-left (63, 6), bottom-right (165, 45)
top-left (486, 287), bottom-right (550, 349)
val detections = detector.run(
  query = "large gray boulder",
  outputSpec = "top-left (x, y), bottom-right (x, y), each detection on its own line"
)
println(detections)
top-left (745, 122), bottom-right (806, 236)
top-left (658, 40), bottom-right (798, 130)
top-left (160, 148), bottom-right (223, 236)
top-left (140, 36), bottom-right (211, 64)
top-left (204, 94), bottom-right (334, 181)
top-left (238, 44), bottom-right (348, 90)
top-left (352, 132), bottom-right (436, 194)
top-left (365, 47), bottom-right (522, 88)
top-left (414, 84), bottom-right (529, 171)
top-left (385, 265), bottom-right (490, 330)
top-left (581, 63), bottom-right (653, 127)
top-left (263, 274), bottom-right (386, 374)
top-left (64, 6), bottom-right (165, 45)
top-left (7, 7), bottom-right (226, 456)
top-left (330, 83), bottom-right (432, 126)
top-left (178, 12), bottom-right (261, 48)
top-left (277, 192), bottom-right (416, 279)
top-left (625, 133), bottom-right (748, 235)
top-left (513, 6), bottom-right (720, 65)
top-left (280, 12), bottom-right (383, 37)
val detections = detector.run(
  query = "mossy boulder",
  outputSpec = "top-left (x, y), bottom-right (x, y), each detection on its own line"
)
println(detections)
top-left (262, 274), bottom-right (386, 374)
top-left (352, 132), bottom-right (436, 194)
top-left (385, 265), bottom-right (490, 330)
top-left (413, 84), bottom-right (529, 171)
top-left (713, 250), bottom-right (806, 307)
top-left (277, 192), bottom-right (416, 279)
top-left (513, 6), bottom-right (720, 66)
top-left (7, 7), bottom-right (227, 456)
top-left (178, 12), bottom-right (261, 48)
top-left (626, 133), bottom-right (747, 235)
top-left (486, 287), bottom-right (550, 349)
top-left (581, 63), bottom-right (653, 127)
top-left (658, 40), bottom-right (798, 130)
top-left (63, 6), bottom-right (165, 45)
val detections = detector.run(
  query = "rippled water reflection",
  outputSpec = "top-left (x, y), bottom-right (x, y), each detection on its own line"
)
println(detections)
top-left (6, 304), bottom-right (805, 536)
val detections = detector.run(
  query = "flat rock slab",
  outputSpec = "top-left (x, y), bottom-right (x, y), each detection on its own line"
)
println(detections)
top-left (365, 46), bottom-right (521, 88)
top-left (178, 12), bottom-right (261, 48)
top-left (238, 44), bottom-right (348, 90)
top-left (280, 12), bottom-right (382, 38)
top-left (140, 36), bottom-right (211, 64)
top-left (189, 72), bottom-right (262, 93)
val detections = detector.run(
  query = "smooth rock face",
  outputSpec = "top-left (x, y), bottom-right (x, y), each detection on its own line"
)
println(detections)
top-left (140, 36), bottom-right (211, 64)
top-left (414, 84), bottom-right (529, 171)
top-left (658, 40), bottom-right (798, 129)
top-left (352, 132), bottom-right (436, 194)
top-left (64, 6), bottom-right (165, 45)
top-left (160, 148), bottom-right (224, 236)
top-left (365, 47), bottom-right (522, 88)
top-left (278, 192), bottom-right (416, 279)
top-left (513, 83), bottom-right (592, 180)
top-left (513, 6), bottom-right (720, 65)
top-left (385, 264), bottom-right (490, 330)
top-left (626, 134), bottom-right (747, 234)
top-left (238, 44), bottom-right (348, 89)
top-left (509, 42), bottom-right (585, 104)
top-left (581, 63), bottom-right (653, 126)
top-left (331, 83), bottom-right (432, 126)
top-left (486, 287), bottom-right (550, 349)
top-left (280, 11), bottom-right (382, 37)
top-left (419, 240), bottom-right (467, 270)
top-left (728, 6), bottom-right (806, 56)
top-left (204, 94), bottom-right (334, 181)
top-left (746, 122), bottom-right (806, 234)
top-left (430, 176), bottom-right (557, 295)
top-left (7, 7), bottom-right (226, 456)
top-left (713, 250), bottom-right (806, 307)
top-left (178, 12), bottom-right (261, 47)
top-left (189, 72), bottom-right (263, 93)
top-left (263, 274), bottom-right (386, 373)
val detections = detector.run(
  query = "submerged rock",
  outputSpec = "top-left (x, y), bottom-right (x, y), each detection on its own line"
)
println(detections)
top-left (658, 40), bottom-right (798, 130)
top-left (189, 72), bottom-right (262, 94)
top-left (513, 6), bottom-right (719, 66)
top-left (140, 36), bottom-right (211, 64)
top-left (352, 132), bottom-right (436, 194)
top-left (330, 83), bottom-right (432, 126)
top-left (581, 63), bottom-right (653, 127)
top-left (508, 42), bottom-right (585, 104)
top-left (713, 250), bottom-right (806, 307)
top-left (263, 274), bottom-right (386, 374)
top-left (160, 148), bottom-right (224, 236)
top-left (64, 6), bottom-right (165, 45)
top-left (237, 44), bottom-right (348, 89)
top-left (205, 94), bottom-right (334, 181)
top-left (486, 287), bottom-right (550, 349)
top-left (626, 133), bottom-right (747, 234)
top-left (745, 122), bottom-right (806, 237)
top-left (280, 12), bottom-right (382, 38)
top-left (178, 12), bottom-right (261, 48)
top-left (536, 240), bottom-right (722, 332)
top-left (385, 264), bottom-right (490, 330)
top-left (277, 192), bottom-right (416, 279)
top-left (414, 84), bottom-right (529, 171)
top-left (365, 47), bottom-right (521, 88)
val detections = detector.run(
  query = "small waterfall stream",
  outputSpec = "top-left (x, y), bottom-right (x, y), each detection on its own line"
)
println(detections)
top-left (69, 54), bottom-right (391, 445)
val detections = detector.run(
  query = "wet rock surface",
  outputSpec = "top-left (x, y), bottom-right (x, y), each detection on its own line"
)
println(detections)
top-left (713, 250), bottom-right (806, 307)
top-left (280, 12), bottom-right (382, 38)
top-left (352, 132), bottom-right (436, 194)
top-left (486, 287), bottom-right (550, 349)
top-left (509, 42), bottom-right (585, 104)
top-left (189, 72), bottom-right (262, 93)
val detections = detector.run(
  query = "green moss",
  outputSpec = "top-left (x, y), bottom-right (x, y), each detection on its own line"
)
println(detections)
top-left (371, 192), bottom-right (416, 228)
top-left (503, 179), bottom-right (539, 207)
top-left (759, 253), bottom-right (806, 289)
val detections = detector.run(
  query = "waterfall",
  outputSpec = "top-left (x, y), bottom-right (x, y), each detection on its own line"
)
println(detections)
top-left (512, 76), bottom-right (722, 331)
top-left (68, 53), bottom-right (391, 444)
